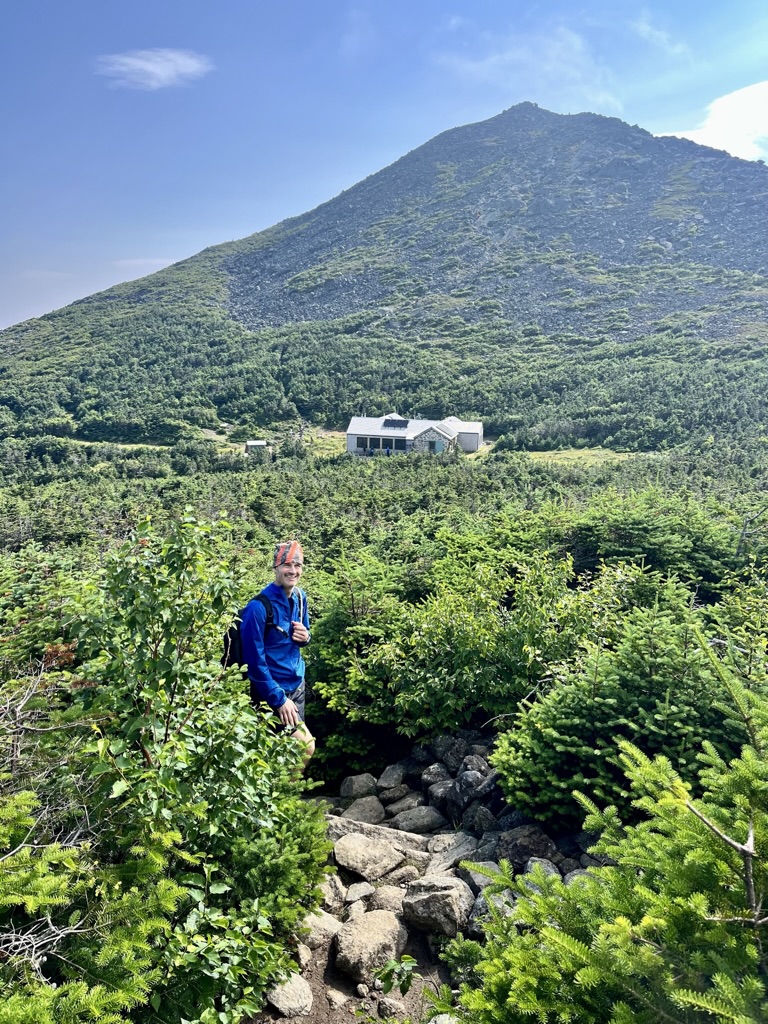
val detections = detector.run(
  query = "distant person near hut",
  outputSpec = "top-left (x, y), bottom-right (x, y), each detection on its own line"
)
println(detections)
top-left (239, 541), bottom-right (315, 766)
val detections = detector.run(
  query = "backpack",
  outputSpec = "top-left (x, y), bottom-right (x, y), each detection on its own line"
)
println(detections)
top-left (221, 593), bottom-right (274, 670)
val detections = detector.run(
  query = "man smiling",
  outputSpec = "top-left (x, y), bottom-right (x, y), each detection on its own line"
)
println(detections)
top-left (240, 540), bottom-right (315, 764)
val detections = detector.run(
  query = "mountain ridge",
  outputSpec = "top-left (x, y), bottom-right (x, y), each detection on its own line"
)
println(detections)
top-left (1, 102), bottom-right (767, 450)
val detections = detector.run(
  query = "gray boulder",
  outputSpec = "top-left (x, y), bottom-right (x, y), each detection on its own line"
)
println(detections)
top-left (497, 825), bottom-right (557, 867)
top-left (377, 764), bottom-right (407, 790)
top-left (335, 910), bottom-right (408, 982)
top-left (334, 832), bottom-right (405, 881)
top-left (379, 784), bottom-right (412, 805)
top-left (326, 988), bottom-right (350, 1009)
top-left (381, 864), bottom-right (421, 886)
top-left (266, 972), bottom-right (313, 1017)
top-left (386, 792), bottom-right (427, 816)
top-left (379, 997), bottom-right (406, 1018)
top-left (403, 875), bottom-right (475, 936)
top-left (346, 881), bottom-right (375, 903)
top-left (426, 832), bottom-right (479, 874)
top-left (525, 857), bottom-right (561, 878)
top-left (422, 762), bottom-right (453, 787)
top-left (342, 795), bottom-right (386, 824)
top-left (390, 806), bottom-right (447, 834)
top-left (369, 885), bottom-right (405, 914)
top-left (319, 873), bottom-right (347, 913)
top-left (563, 868), bottom-right (591, 885)
top-left (457, 860), bottom-right (502, 895)
top-left (326, 814), bottom-right (430, 853)
top-left (300, 908), bottom-right (344, 949)
top-left (341, 773), bottom-right (378, 801)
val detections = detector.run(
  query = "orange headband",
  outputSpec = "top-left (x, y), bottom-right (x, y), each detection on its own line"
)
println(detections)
top-left (274, 541), bottom-right (304, 567)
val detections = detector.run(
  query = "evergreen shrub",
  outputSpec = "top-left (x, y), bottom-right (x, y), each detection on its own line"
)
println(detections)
top-left (446, 640), bottom-right (768, 1023)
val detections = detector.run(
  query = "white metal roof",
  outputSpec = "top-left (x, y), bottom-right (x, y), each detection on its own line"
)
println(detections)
top-left (346, 413), bottom-right (481, 440)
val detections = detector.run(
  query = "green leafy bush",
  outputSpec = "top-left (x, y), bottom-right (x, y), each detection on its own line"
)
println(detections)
top-left (1, 515), bottom-right (330, 1024)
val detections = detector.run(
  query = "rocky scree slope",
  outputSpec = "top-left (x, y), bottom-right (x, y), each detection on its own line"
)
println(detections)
top-left (225, 102), bottom-right (768, 342)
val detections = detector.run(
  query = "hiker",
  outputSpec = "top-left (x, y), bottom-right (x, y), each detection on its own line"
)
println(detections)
top-left (240, 540), bottom-right (315, 765)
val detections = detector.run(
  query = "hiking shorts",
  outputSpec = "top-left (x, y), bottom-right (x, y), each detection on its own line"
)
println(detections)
top-left (276, 681), bottom-right (306, 729)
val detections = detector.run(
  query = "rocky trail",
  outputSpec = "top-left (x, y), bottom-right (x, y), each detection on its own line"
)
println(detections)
top-left (253, 731), bottom-right (602, 1024)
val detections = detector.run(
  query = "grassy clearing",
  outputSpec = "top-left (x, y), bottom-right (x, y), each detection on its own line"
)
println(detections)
top-left (528, 447), bottom-right (633, 467)
top-left (309, 430), bottom-right (347, 457)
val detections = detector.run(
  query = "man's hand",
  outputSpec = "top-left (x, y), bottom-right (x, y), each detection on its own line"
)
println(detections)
top-left (291, 621), bottom-right (309, 644)
top-left (277, 698), bottom-right (300, 728)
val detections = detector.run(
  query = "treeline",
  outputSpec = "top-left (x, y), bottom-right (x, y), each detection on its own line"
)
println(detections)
top-left (2, 289), bottom-right (768, 452)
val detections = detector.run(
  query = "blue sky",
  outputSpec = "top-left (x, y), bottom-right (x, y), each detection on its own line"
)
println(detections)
top-left (2, 0), bottom-right (767, 328)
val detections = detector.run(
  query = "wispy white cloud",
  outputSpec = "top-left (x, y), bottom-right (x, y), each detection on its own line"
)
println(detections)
top-left (665, 81), bottom-right (768, 161)
top-left (112, 258), bottom-right (177, 271)
top-left (95, 48), bottom-right (214, 91)
top-left (340, 9), bottom-right (376, 60)
top-left (629, 12), bottom-right (690, 58)
top-left (435, 25), bottom-right (621, 114)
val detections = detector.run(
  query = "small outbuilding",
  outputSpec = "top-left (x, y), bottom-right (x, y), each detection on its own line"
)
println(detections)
top-left (244, 440), bottom-right (268, 456)
top-left (346, 413), bottom-right (483, 456)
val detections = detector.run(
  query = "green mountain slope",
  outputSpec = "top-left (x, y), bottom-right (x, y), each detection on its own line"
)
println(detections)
top-left (2, 102), bottom-right (768, 449)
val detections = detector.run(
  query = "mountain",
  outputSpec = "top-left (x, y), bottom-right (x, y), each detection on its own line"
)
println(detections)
top-left (1, 102), bottom-right (768, 450)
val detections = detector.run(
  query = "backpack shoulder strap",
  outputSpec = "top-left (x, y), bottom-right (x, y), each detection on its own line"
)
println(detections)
top-left (254, 592), bottom-right (274, 629)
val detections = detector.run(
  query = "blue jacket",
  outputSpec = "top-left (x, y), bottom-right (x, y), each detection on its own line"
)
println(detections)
top-left (240, 582), bottom-right (310, 709)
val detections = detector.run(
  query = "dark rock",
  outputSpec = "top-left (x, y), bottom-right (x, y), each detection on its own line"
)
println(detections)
top-left (340, 774), bottom-right (378, 804)
top-left (379, 784), bottom-right (412, 806)
top-left (580, 853), bottom-right (603, 868)
top-left (558, 857), bottom-right (581, 875)
top-left (342, 796), bottom-right (387, 825)
top-left (427, 780), bottom-right (454, 812)
top-left (390, 806), bottom-right (448, 834)
top-left (429, 736), bottom-right (456, 762)
top-left (411, 743), bottom-right (434, 765)
top-left (457, 754), bottom-right (490, 777)
top-left (475, 831), bottom-right (501, 862)
top-left (421, 762), bottom-right (453, 787)
top-left (462, 801), bottom-right (499, 836)
top-left (469, 744), bottom-right (491, 759)
top-left (497, 825), bottom-right (557, 868)
top-left (442, 739), bottom-right (470, 774)
top-left (576, 830), bottom-right (600, 854)
top-left (556, 836), bottom-right (582, 859)
top-left (496, 809), bottom-right (533, 831)
top-left (386, 792), bottom-right (426, 816)
top-left (445, 771), bottom-right (486, 821)
top-left (377, 764), bottom-right (407, 791)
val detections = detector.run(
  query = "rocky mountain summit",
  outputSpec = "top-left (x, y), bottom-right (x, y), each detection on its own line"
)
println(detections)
top-left (262, 731), bottom-right (600, 1023)
top-left (225, 102), bottom-right (768, 342)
